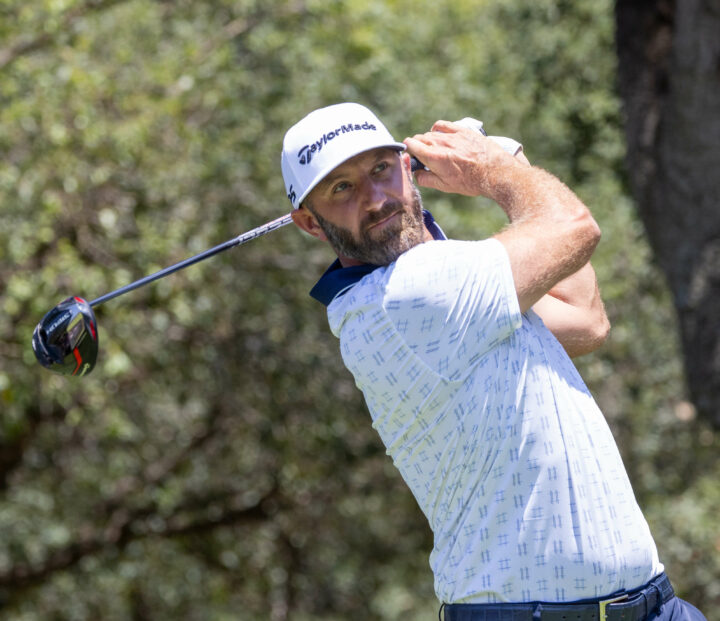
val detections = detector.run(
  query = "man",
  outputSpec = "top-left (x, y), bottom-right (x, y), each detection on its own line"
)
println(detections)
top-left (281, 102), bottom-right (705, 620)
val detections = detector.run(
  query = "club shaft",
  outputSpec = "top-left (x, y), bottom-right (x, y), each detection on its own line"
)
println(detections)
top-left (89, 213), bottom-right (293, 308)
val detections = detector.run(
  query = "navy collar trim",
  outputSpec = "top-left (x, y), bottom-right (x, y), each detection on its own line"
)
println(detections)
top-left (309, 210), bottom-right (447, 307)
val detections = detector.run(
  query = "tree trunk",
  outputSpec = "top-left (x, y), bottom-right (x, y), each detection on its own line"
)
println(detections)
top-left (615, 0), bottom-right (720, 427)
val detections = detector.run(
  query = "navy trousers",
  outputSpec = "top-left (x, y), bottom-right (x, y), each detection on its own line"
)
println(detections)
top-left (650, 596), bottom-right (706, 621)
top-left (440, 573), bottom-right (706, 621)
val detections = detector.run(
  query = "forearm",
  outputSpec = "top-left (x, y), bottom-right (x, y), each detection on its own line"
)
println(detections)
top-left (532, 262), bottom-right (610, 357)
top-left (489, 165), bottom-right (601, 312)
top-left (544, 262), bottom-right (602, 308)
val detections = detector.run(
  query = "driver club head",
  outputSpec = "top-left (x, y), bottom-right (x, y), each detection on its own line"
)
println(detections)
top-left (32, 296), bottom-right (99, 377)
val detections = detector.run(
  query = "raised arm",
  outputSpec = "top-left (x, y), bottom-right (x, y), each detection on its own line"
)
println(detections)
top-left (404, 121), bottom-right (605, 348)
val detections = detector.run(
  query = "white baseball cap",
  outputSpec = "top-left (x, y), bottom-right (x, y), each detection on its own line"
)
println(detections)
top-left (281, 103), bottom-right (406, 209)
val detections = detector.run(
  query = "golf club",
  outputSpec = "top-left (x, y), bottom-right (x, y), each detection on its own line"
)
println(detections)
top-left (32, 118), bottom-right (518, 377)
top-left (32, 213), bottom-right (293, 376)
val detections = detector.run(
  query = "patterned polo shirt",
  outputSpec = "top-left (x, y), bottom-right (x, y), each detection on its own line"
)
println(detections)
top-left (311, 218), bottom-right (663, 604)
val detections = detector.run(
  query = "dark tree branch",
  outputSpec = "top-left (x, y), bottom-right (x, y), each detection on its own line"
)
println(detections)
top-left (0, 0), bottom-right (308, 74)
top-left (0, 391), bottom-right (278, 605)
top-left (0, 0), bottom-right (132, 72)
top-left (0, 402), bottom-right (65, 493)
top-left (0, 482), bottom-right (279, 594)
top-left (0, 32), bottom-right (53, 72)
top-left (100, 405), bottom-right (227, 515)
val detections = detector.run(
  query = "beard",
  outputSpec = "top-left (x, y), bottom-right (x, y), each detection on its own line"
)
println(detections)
top-left (308, 186), bottom-right (426, 266)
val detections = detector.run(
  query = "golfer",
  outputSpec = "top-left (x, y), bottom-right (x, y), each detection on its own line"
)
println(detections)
top-left (281, 103), bottom-right (705, 620)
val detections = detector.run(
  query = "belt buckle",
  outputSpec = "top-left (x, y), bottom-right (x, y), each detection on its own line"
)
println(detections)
top-left (599, 594), bottom-right (629, 621)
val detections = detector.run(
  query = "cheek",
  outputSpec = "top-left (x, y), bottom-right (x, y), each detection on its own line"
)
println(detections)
top-left (339, 204), bottom-right (366, 236)
top-left (324, 206), bottom-right (364, 240)
top-left (398, 170), bottom-right (416, 200)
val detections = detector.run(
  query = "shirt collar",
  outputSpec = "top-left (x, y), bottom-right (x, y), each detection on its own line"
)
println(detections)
top-left (309, 210), bottom-right (447, 306)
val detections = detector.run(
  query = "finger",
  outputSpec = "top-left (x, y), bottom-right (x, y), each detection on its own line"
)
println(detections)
top-left (404, 132), bottom-right (436, 147)
top-left (412, 168), bottom-right (445, 191)
top-left (515, 149), bottom-right (531, 166)
top-left (430, 119), bottom-right (464, 133)
top-left (403, 135), bottom-right (435, 161)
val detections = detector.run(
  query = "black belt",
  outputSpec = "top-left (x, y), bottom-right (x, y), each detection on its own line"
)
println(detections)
top-left (442, 573), bottom-right (674, 621)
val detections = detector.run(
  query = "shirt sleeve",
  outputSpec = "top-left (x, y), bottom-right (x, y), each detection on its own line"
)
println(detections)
top-left (382, 238), bottom-right (523, 381)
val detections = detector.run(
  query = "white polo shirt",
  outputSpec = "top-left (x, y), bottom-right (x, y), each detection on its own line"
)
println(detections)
top-left (320, 237), bottom-right (663, 603)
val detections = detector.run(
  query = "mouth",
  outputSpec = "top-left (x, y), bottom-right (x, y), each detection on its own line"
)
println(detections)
top-left (366, 210), bottom-right (401, 232)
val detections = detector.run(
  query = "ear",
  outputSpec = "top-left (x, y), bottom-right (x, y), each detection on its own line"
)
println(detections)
top-left (291, 207), bottom-right (328, 242)
top-left (400, 151), bottom-right (415, 182)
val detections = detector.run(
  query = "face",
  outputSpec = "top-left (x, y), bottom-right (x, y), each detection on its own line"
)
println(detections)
top-left (299, 148), bottom-right (428, 266)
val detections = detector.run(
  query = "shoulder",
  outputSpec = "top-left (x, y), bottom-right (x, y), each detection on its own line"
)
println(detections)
top-left (386, 238), bottom-right (512, 298)
top-left (398, 237), bottom-right (504, 264)
top-left (391, 238), bottom-right (507, 275)
top-left (327, 238), bottom-right (513, 323)
top-left (330, 238), bottom-right (510, 309)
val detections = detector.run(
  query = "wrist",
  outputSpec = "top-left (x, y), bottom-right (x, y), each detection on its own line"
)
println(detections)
top-left (479, 157), bottom-right (533, 206)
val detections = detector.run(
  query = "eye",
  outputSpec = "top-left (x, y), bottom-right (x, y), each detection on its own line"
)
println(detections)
top-left (332, 181), bottom-right (350, 194)
top-left (373, 161), bottom-right (390, 174)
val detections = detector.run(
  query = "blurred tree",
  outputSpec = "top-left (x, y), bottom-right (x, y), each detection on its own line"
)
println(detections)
top-left (615, 0), bottom-right (720, 429)
top-left (613, 1), bottom-right (720, 611)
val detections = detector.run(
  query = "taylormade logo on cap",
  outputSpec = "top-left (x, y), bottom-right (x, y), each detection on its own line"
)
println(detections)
top-left (297, 120), bottom-right (378, 166)
top-left (281, 103), bottom-right (406, 209)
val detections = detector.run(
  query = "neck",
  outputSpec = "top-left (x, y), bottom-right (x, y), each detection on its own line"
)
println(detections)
top-left (338, 255), bottom-right (366, 267)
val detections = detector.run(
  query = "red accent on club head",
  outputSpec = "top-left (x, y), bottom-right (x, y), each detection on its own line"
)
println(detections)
top-left (72, 348), bottom-right (82, 376)
top-left (74, 296), bottom-right (84, 304)
top-left (89, 321), bottom-right (97, 340)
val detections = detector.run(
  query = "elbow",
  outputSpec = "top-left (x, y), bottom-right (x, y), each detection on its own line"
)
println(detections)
top-left (586, 295), bottom-right (611, 351)
top-left (559, 209), bottom-right (600, 278)
top-left (571, 313), bottom-right (611, 358)
top-left (594, 312), bottom-right (611, 348)
top-left (589, 215), bottom-right (602, 247)
top-left (577, 209), bottom-right (602, 259)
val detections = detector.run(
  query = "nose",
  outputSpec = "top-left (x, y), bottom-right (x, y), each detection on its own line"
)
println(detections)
top-left (358, 176), bottom-right (388, 212)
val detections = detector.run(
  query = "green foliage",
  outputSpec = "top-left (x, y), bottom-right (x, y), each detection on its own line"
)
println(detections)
top-left (0, 0), bottom-right (717, 618)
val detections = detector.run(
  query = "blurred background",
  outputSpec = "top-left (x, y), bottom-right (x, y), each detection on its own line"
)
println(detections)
top-left (1, 0), bottom-right (718, 619)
